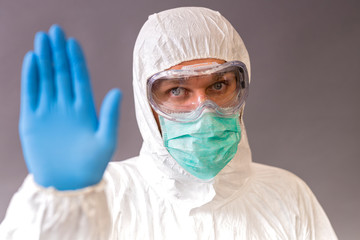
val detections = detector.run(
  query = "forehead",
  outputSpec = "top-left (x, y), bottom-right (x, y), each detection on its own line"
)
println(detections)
top-left (169, 58), bottom-right (226, 70)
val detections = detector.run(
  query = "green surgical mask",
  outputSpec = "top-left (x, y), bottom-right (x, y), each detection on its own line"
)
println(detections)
top-left (159, 112), bottom-right (242, 180)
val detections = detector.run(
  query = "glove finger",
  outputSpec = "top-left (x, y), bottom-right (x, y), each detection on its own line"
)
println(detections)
top-left (97, 89), bottom-right (122, 143)
top-left (49, 24), bottom-right (73, 105)
top-left (20, 51), bottom-right (39, 113)
top-left (67, 38), bottom-right (95, 111)
top-left (34, 32), bottom-right (55, 108)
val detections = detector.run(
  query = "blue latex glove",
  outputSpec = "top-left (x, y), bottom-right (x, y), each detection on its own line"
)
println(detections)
top-left (19, 25), bottom-right (122, 190)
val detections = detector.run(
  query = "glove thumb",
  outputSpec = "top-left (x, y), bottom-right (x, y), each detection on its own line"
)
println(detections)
top-left (97, 88), bottom-right (122, 143)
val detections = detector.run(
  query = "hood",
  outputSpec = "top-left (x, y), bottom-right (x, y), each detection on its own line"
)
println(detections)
top-left (132, 7), bottom-right (252, 208)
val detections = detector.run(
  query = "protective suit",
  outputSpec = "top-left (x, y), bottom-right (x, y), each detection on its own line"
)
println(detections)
top-left (0, 7), bottom-right (337, 240)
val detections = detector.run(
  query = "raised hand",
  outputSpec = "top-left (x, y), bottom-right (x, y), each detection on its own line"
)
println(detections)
top-left (19, 25), bottom-right (122, 190)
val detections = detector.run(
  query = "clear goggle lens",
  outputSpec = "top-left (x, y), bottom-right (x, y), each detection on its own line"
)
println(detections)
top-left (147, 61), bottom-right (249, 122)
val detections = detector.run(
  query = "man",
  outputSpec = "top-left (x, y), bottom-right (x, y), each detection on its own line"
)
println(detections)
top-left (0, 7), bottom-right (337, 239)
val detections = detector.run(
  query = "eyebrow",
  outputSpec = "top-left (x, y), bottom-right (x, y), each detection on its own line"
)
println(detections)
top-left (154, 73), bottom-right (236, 90)
top-left (154, 78), bottom-right (188, 89)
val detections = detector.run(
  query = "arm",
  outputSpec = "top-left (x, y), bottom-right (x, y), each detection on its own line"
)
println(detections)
top-left (0, 176), bottom-right (111, 240)
top-left (0, 25), bottom-right (121, 239)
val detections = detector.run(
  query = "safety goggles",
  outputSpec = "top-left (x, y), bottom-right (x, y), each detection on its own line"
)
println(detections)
top-left (147, 61), bottom-right (249, 122)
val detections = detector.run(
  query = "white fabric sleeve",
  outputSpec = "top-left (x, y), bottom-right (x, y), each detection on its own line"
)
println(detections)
top-left (0, 175), bottom-right (111, 240)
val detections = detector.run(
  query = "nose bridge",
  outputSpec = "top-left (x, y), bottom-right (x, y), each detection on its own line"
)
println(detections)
top-left (195, 89), bottom-right (208, 104)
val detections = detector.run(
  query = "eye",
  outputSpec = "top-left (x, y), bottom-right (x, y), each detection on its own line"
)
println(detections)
top-left (170, 87), bottom-right (184, 96)
top-left (212, 82), bottom-right (225, 90)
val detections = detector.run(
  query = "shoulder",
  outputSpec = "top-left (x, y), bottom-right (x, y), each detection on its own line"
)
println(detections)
top-left (104, 157), bottom-right (143, 184)
top-left (249, 162), bottom-right (316, 202)
top-left (103, 157), bottom-right (146, 196)
top-left (248, 164), bottom-right (337, 239)
top-left (251, 162), bottom-right (310, 187)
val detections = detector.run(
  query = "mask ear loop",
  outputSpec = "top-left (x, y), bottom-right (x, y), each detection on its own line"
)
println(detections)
top-left (239, 105), bottom-right (245, 125)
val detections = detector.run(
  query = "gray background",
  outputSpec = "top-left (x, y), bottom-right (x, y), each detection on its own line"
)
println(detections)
top-left (0, 0), bottom-right (359, 238)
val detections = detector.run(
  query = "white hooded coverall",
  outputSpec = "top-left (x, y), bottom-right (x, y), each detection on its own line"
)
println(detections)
top-left (0, 7), bottom-right (337, 240)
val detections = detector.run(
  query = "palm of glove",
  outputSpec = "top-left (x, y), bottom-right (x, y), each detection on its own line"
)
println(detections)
top-left (19, 25), bottom-right (121, 190)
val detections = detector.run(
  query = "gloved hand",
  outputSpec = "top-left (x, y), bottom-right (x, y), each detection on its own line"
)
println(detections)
top-left (19, 25), bottom-right (122, 190)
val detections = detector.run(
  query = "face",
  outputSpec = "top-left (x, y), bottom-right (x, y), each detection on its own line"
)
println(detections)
top-left (151, 58), bottom-right (226, 132)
